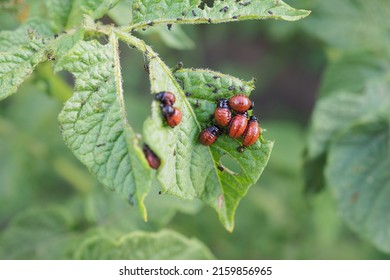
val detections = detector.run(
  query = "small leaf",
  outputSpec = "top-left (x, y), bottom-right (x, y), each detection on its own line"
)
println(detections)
top-left (130, 0), bottom-right (310, 29)
top-left (325, 109), bottom-right (390, 253)
top-left (75, 230), bottom-right (215, 259)
top-left (0, 38), bottom-right (48, 101)
top-left (57, 36), bottom-right (152, 219)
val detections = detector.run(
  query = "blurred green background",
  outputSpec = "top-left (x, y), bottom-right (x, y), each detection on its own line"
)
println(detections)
top-left (1, 0), bottom-right (389, 259)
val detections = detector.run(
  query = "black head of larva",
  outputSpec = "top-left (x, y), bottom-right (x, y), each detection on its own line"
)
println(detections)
top-left (216, 99), bottom-right (229, 109)
top-left (155, 91), bottom-right (176, 106)
top-left (161, 104), bottom-right (175, 116)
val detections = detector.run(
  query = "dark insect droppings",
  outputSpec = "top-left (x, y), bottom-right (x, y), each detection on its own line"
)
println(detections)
top-left (167, 24), bottom-right (172, 31)
top-left (220, 6), bottom-right (229, 13)
top-left (192, 10), bottom-right (197, 16)
top-left (218, 165), bottom-right (224, 171)
top-left (237, 146), bottom-right (245, 153)
top-left (239, 1), bottom-right (251, 6)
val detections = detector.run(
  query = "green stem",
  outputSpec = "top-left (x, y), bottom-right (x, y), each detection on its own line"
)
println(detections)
top-left (35, 62), bottom-right (73, 102)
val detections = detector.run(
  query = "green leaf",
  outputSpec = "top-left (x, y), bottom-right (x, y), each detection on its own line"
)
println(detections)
top-left (301, 0), bottom-right (390, 52)
top-left (0, 206), bottom-right (77, 259)
top-left (325, 109), bottom-right (390, 253)
top-left (0, 38), bottom-right (48, 101)
top-left (304, 53), bottom-right (390, 193)
top-left (307, 82), bottom-right (387, 161)
top-left (318, 52), bottom-right (389, 97)
top-left (0, 18), bottom-right (53, 52)
top-left (136, 48), bottom-right (273, 231)
top-left (130, 0), bottom-right (310, 29)
top-left (83, 0), bottom-right (121, 19)
top-left (45, 0), bottom-right (74, 31)
top-left (56, 36), bottom-right (152, 220)
top-left (45, 0), bottom-right (121, 29)
top-left (75, 230), bottom-right (215, 259)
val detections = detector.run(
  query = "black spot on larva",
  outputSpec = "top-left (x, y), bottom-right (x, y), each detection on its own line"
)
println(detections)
top-left (185, 92), bottom-right (192, 97)
top-left (229, 85), bottom-right (235, 91)
top-left (268, 10), bottom-right (273, 15)
top-left (192, 10), bottom-right (197, 16)
top-left (218, 165), bottom-right (224, 171)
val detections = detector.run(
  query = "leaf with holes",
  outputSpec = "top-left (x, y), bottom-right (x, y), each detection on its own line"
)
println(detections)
top-left (56, 36), bottom-right (152, 220)
top-left (75, 230), bottom-right (215, 259)
top-left (325, 108), bottom-right (390, 253)
top-left (129, 0), bottom-right (310, 29)
top-left (138, 55), bottom-right (273, 231)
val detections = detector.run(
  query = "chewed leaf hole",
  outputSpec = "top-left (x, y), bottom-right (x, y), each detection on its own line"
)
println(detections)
top-left (218, 154), bottom-right (242, 175)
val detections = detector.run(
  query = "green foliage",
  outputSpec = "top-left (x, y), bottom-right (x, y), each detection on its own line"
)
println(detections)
top-left (0, 0), bottom-right (310, 253)
top-left (302, 0), bottom-right (390, 52)
top-left (302, 0), bottom-right (390, 253)
top-left (56, 37), bottom-right (152, 220)
top-left (75, 230), bottom-right (215, 259)
top-left (0, 39), bottom-right (48, 101)
top-left (326, 109), bottom-right (390, 252)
